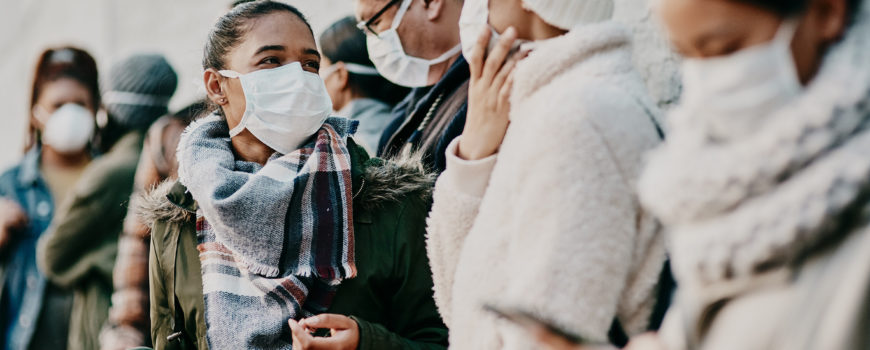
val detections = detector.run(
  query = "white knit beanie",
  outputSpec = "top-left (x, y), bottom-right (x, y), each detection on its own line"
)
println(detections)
top-left (522, 0), bottom-right (614, 30)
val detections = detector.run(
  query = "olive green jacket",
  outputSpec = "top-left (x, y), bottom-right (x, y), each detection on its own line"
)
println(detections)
top-left (36, 131), bottom-right (144, 350)
top-left (139, 141), bottom-right (448, 350)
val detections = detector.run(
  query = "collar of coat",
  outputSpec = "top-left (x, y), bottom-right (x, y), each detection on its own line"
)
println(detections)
top-left (511, 21), bottom-right (635, 109)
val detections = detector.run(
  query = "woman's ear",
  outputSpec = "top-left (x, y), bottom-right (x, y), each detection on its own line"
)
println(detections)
top-left (811, 0), bottom-right (849, 43)
top-left (30, 105), bottom-right (46, 130)
top-left (423, 0), bottom-right (445, 21)
top-left (204, 68), bottom-right (229, 106)
top-left (334, 62), bottom-right (350, 91)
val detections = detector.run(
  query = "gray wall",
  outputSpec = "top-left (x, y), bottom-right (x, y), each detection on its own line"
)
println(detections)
top-left (0, 0), bottom-right (354, 169)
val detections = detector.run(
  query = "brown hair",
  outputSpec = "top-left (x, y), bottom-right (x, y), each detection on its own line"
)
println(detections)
top-left (202, 1), bottom-right (311, 116)
top-left (203, 1), bottom-right (311, 71)
top-left (27, 47), bottom-right (100, 152)
top-left (732, 0), bottom-right (860, 20)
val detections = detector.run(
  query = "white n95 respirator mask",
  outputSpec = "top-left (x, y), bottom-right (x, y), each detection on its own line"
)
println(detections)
top-left (37, 103), bottom-right (94, 154)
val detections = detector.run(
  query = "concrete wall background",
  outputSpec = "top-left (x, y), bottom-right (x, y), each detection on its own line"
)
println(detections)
top-left (0, 0), bottom-right (678, 170)
top-left (0, 0), bottom-right (355, 169)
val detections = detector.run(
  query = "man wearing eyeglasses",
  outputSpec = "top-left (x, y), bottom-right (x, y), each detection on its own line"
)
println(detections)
top-left (355, 0), bottom-right (467, 173)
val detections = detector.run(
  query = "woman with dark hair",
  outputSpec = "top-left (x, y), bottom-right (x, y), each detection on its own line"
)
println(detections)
top-left (319, 16), bottom-right (410, 153)
top-left (0, 46), bottom-right (99, 350)
top-left (32, 52), bottom-right (177, 350)
top-left (538, 0), bottom-right (870, 349)
top-left (143, 2), bottom-right (447, 349)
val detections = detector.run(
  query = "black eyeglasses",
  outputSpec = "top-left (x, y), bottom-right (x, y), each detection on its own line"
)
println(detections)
top-left (356, 0), bottom-right (402, 37)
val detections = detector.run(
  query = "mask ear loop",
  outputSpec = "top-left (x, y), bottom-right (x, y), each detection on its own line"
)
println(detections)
top-left (343, 63), bottom-right (381, 75)
top-left (320, 64), bottom-right (341, 79)
top-left (216, 69), bottom-right (247, 137)
top-left (218, 70), bottom-right (243, 78)
top-left (774, 17), bottom-right (803, 90)
top-left (774, 17), bottom-right (801, 44)
top-left (391, 0), bottom-right (413, 31)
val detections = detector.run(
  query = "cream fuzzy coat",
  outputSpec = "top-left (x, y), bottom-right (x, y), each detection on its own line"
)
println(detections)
top-left (425, 21), bottom-right (666, 349)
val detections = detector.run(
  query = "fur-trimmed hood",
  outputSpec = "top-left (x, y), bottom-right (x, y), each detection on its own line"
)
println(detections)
top-left (135, 180), bottom-right (195, 228)
top-left (355, 153), bottom-right (435, 210)
top-left (136, 151), bottom-right (435, 228)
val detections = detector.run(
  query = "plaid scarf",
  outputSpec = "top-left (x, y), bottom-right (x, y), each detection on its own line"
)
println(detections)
top-left (177, 114), bottom-right (358, 349)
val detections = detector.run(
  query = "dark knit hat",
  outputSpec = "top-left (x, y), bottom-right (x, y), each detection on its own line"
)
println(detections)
top-left (103, 54), bottom-right (178, 130)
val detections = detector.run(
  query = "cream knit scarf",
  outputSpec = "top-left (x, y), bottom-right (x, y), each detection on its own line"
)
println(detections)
top-left (638, 6), bottom-right (870, 287)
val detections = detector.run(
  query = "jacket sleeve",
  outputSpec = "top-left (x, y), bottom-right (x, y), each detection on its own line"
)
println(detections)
top-left (499, 107), bottom-right (643, 346)
top-left (353, 317), bottom-right (446, 350)
top-left (148, 220), bottom-right (173, 350)
top-left (36, 165), bottom-right (129, 288)
top-left (354, 195), bottom-right (449, 350)
top-left (425, 136), bottom-right (497, 327)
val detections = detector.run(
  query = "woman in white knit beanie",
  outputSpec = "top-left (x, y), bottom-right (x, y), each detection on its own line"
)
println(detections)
top-left (521, 0), bottom-right (615, 29)
top-left (425, 0), bottom-right (668, 348)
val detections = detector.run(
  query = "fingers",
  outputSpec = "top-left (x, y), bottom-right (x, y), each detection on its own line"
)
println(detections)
top-left (288, 319), bottom-right (308, 335)
top-left (481, 27), bottom-right (517, 83)
top-left (288, 319), bottom-right (313, 348)
top-left (13, 207), bottom-right (27, 227)
top-left (492, 54), bottom-right (519, 92)
top-left (469, 27), bottom-right (492, 80)
top-left (0, 229), bottom-right (10, 249)
top-left (498, 71), bottom-right (515, 110)
top-left (302, 336), bottom-right (349, 350)
top-left (531, 325), bottom-right (586, 350)
top-left (0, 200), bottom-right (27, 229)
top-left (290, 316), bottom-right (360, 350)
top-left (299, 314), bottom-right (355, 330)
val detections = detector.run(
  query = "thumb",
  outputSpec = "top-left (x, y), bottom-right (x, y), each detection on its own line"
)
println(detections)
top-left (288, 318), bottom-right (304, 334)
top-left (300, 314), bottom-right (354, 330)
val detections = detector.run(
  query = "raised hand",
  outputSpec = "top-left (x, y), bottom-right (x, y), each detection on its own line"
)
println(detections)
top-left (0, 199), bottom-right (27, 251)
top-left (458, 26), bottom-right (525, 161)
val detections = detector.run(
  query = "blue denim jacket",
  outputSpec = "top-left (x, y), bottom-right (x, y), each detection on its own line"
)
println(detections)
top-left (0, 148), bottom-right (56, 350)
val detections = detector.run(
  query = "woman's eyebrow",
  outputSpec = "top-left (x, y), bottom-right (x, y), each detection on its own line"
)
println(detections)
top-left (255, 45), bottom-right (286, 55)
top-left (302, 48), bottom-right (321, 59)
top-left (692, 21), bottom-right (740, 52)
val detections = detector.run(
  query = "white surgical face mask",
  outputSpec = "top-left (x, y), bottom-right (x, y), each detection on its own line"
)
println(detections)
top-left (365, 0), bottom-right (462, 87)
top-left (219, 62), bottom-right (333, 154)
top-left (680, 19), bottom-right (802, 128)
top-left (458, 0), bottom-right (534, 61)
top-left (459, 0), bottom-right (497, 60)
top-left (320, 62), bottom-right (381, 79)
top-left (37, 103), bottom-right (94, 154)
